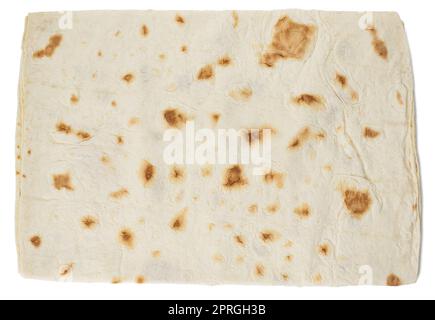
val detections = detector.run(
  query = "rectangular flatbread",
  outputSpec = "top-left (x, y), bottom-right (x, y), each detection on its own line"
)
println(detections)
top-left (17, 10), bottom-right (421, 286)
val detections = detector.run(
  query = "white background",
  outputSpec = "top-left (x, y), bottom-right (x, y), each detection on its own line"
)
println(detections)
top-left (0, 0), bottom-right (433, 300)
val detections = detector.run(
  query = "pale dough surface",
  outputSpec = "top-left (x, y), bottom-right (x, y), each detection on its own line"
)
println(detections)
top-left (16, 10), bottom-right (421, 286)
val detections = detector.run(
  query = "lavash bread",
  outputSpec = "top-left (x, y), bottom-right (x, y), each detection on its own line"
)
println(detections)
top-left (16, 10), bottom-right (420, 286)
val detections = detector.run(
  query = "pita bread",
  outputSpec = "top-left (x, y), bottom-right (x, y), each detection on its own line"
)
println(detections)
top-left (16, 10), bottom-right (421, 286)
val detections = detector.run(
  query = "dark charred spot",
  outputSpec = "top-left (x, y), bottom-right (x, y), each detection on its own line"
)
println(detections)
top-left (175, 15), bottom-right (185, 25)
top-left (373, 39), bottom-right (388, 60)
top-left (289, 127), bottom-right (324, 150)
top-left (27, 149), bottom-right (32, 156)
top-left (197, 65), bottom-right (214, 80)
top-left (343, 189), bottom-right (372, 218)
top-left (116, 135), bottom-right (124, 145)
top-left (170, 166), bottom-right (185, 183)
top-left (294, 203), bottom-right (311, 219)
top-left (364, 127), bottom-right (381, 139)
top-left (211, 113), bottom-right (221, 124)
top-left (261, 17), bottom-right (316, 67)
top-left (141, 25), bottom-right (149, 37)
top-left (318, 244), bottom-right (330, 256)
top-left (317, 132), bottom-right (326, 139)
top-left (59, 264), bottom-right (74, 277)
top-left (218, 56), bottom-right (232, 67)
top-left (289, 127), bottom-right (310, 149)
top-left (386, 274), bottom-right (401, 287)
top-left (285, 255), bottom-right (294, 262)
top-left (119, 229), bottom-right (135, 249)
top-left (136, 275), bottom-right (146, 284)
top-left (70, 94), bottom-right (79, 105)
top-left (163, 108), bottom-right (187, 128)
top-left (33, 50), bottom-right (45, 59)
top-left (140, 161), bottom-right (156, 187)
top-left (255, 264), bottom-right (265, 277)
top-left (246, 130), bottom-right (260, 146)
top-left (97, 50), bottom-right (103, 57)
top-left (234, 235), bottom-right (246, 246)
top-left (76, 131), bottom-right (91, 141)
top-left (223, 165), bottom-right (248, 189)
top-left (281, 274), bottom-right (289, 281)
top-left (110, 188), bottom-right (129, 199)
top-left (294, 94), bottom-right (321, 105)
top-left (81, 216), bottom-right (98, 229)
top-left (293, 94), bottom-right (324, 110)
top-left (245, 127), bottom-right (275, 146)
top-left (336, 73), bottom-right (348, 88)
top-left (112, 277), bottom-right (122, 284)
top-left (33, 34), bottom-right (63, 59)
top-left (122, 73), bottom-right (135, 84)
top-left (368, 28), bottom-right (388, 60)
top-left (56, 122), bottom-right (73, 135)
top-left (181, 45), bottom-right (188, 53)
top-left (170, 208), bottom-right (188, 231)
top-left (53, 173), bottom-right (74, 191)
top-left (30, 236), bottom-right (41, 248)
top-left (260, 230), bottom-right (279, 243)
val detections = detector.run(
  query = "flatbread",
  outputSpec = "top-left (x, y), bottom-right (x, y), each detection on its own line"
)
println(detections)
top-left (16, 10), bottom-right (421, 286)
